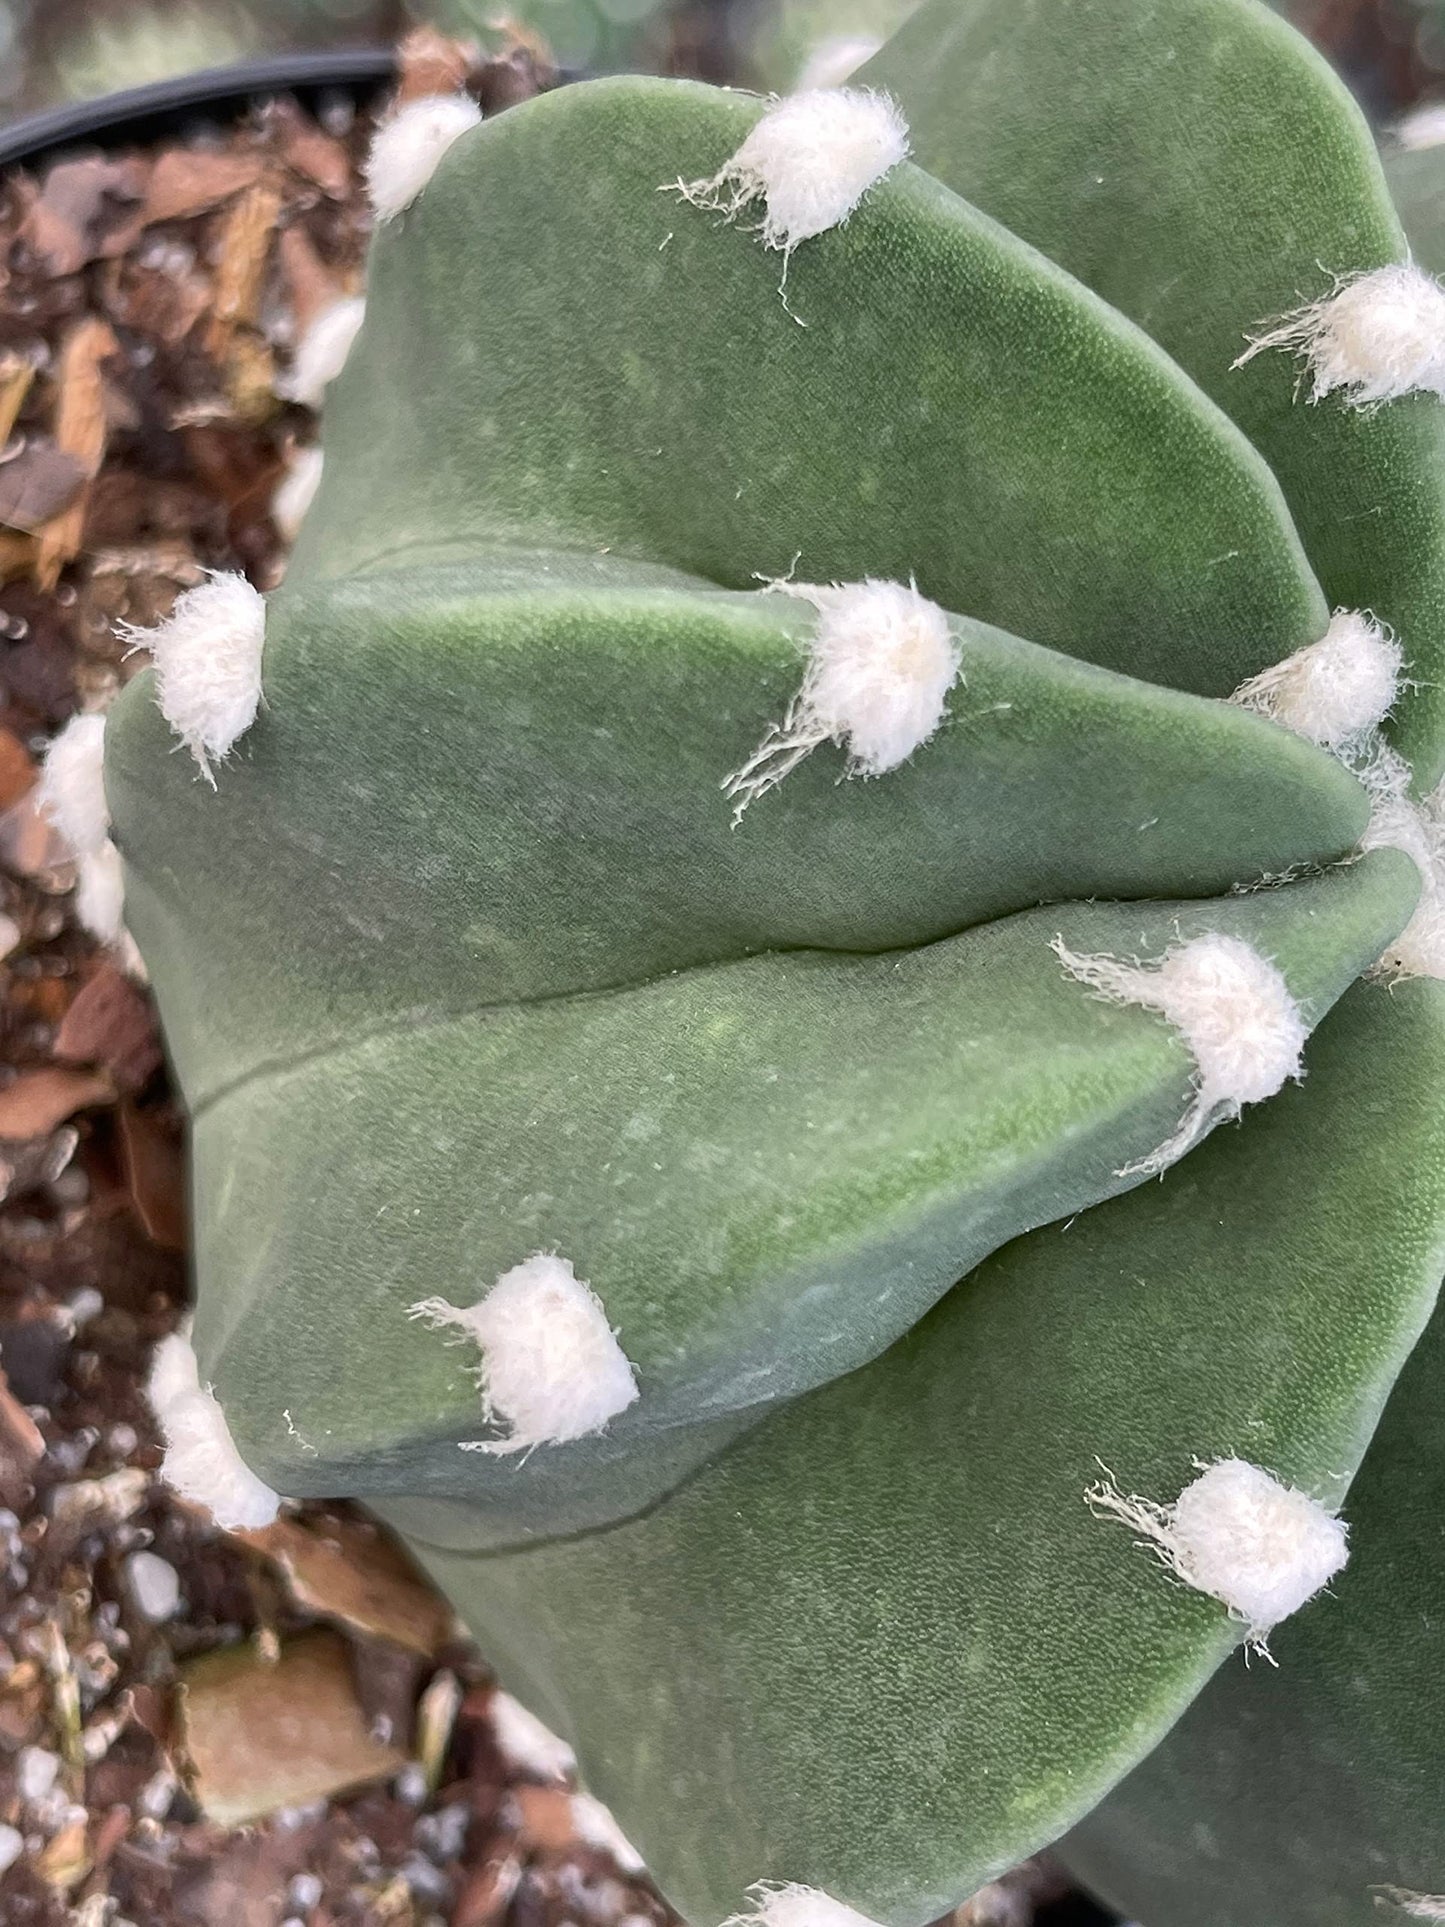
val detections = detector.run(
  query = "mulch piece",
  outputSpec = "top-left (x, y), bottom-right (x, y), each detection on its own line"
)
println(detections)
top-left (0, 21), bottom-right (1086, 1927)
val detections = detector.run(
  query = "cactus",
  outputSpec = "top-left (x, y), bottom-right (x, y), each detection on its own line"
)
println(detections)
top-left (60, 0), bottom-right (1445, 1920)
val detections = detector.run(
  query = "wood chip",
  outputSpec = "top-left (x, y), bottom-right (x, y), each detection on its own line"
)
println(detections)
top-left (178, 1630), bottom-right (405, 1826)
top-left (0, 439), bottom-right (87, 533)
top-left (117, 1101), bottom-right (187, 1250)
top-left (239, 1515), bottom-right (457, 1657)
top-left (277, 117), bottom-right (353, 200)
top-left (142, 148), bottom-right (265, 226)
top-left (0, 1067), bottom-right (113, 1138)
top-left (397, 25), bottom-right (479, 101)
top-left (0, 354), bottom-right (35, 446)
top-left (54, 963), bottom-right (162, 1090)
top-left (0, 727), bottom-right (37, 810)
top-left (21, 156), bottom-right (148, 278)
top-left (276, 221), bottom-right (345, 336)
top-left (205, 181), bottom-right (283, 360)
top-left (0, 786), bottom-right (72, 880)
top-left (34, 318), bottom-right (119, 591)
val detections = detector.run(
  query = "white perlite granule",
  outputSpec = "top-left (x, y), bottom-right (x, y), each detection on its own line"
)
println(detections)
top-left (1230, 609), bottom-right (1401, 749)
top-left (146, 1332), bottom-right (280, 1531)
top-left (364, 94), bottom-right (482, 222)
top-left (121, 571), bottom-right (266, 781)
top-left (272, 445), bottom-right (325, 543)
top-left (38, 711), bottom-right (110, 856)
top-left (1088, 1458), bottom-right (1348, 1647)
top-left (668, 88), bottom-right (908, 293)
top-left (1053, 932), bottom-right (1307, 1175)
top-left (1234, 263), bottom-right (1445, 406)
top-left (409, 1253), bottom-right (639, 1454)
top-left (724, 578), bottom-right (961, 820)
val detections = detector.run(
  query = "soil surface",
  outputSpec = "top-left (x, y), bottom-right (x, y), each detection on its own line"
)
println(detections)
top-left (0, 29), bottom-right (1113, 1927)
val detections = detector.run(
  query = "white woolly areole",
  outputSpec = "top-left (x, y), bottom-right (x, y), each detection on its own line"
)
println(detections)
top-left (146, 1333), bottom-right (280, 1531)
top-left (671, 88), bottom-right (908, 260)
top-left (38, 711), bottom-right (110, 858)
top-left (722, 1884), bottom-right (886, 1927)
top-left (75, 842), bottom-right (126, 946)
top-left (1235, 263), bottom-right (1445, 406)
top-left (489, 1690), bottom-right (577, 1782)
top-left (1359, 740), bottom-right (1445, 979)
top-left (408, 1254), bottom-right (639, 1454)
top-left (1377, 1889), bottom-right (1445, 1920)
top-left (122, 571), bottom-right (265, 781)
top-left (1054, 932), bottom-right (1307, 1175)
top-left (1395, 103), bottom-right (1445, 151)
top-left (281, 296), bottom-right (365, 407)
top-left (272, 445), bottom-right (325, 542)
top-left (1230, 609), bottom-right (1402, 749)
top-left (724, 578), bottom-right (960, 819)
top-left (794, 35), bottom-right (885, 94)
top-left (1088, 1459), bottom-right (1348, 1644)
top-left (364, 93), bottom-right (482, 222)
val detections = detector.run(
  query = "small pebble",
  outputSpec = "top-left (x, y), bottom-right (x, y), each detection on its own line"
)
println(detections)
top-left (394, 1760), bottom-right (428, 1806)
top-left (0, 914), bottom-right (20, 961)
top-left (65, 1287), bottom-right (104, 1328)
top-left (0, 1822), bottom-right (21, 1873)
top-left (17, 1745), bottom-right (59, 1803)
top-left (286, 1872), bottom-right (324, 1911)
top-left (125, 1550), bottom-right (180, 1623)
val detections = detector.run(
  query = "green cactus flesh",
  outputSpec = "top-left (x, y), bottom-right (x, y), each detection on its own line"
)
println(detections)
top-left (103, 2), bottom-right (1445, 1921)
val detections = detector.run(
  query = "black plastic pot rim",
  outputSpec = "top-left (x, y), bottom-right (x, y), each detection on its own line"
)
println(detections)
top-left (0, 48), bottom-right (399, 174)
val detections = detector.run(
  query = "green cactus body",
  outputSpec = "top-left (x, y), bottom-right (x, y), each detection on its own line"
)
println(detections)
top-left (99, 2), bottom-right (1445, 1921)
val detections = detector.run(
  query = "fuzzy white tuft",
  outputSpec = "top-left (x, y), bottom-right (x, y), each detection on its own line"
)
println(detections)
top-left (1231, 609), bottom-right (1402, 749)
top-left (1376, 1890), bottom-right (1445, 1921)
top-left (794, 35), bottom-right (885, 94)
top-left (1089, 1459), bottom-right (1347, 1645)
top-left (723, 1884), bottom-right (886, 1927)
top-left (122, 572), bottom-right (266, 781)
top-left (1054, 932), bottom-right (1307, 1175)
top-left (146, 1333), bottom-right (280, 1531)
top-left (281, 296), bottom-right (365, 408)
top-left (272, 445), bottom-right (325, 542)
top-left (489, 1690), bottom-right (577, 1782)
top-left (75, 841), bottom-right (126, 946)
top-left (1358, 741), bottom-right (1445, 979)
top-left (671, 89), bottom-right (908, 263)
top-left (1395, 103), bottom-right (1445, 151)
top-left (38, 712), bottom-right (110, 858)
top-left (364, 93), bottom-right (482, 222)
top-left (1235, 263), bottom-right (1445, 406)
top-left (571, 1794), bottom-right (646, 1873)
top-left (724, 578), bottom-right (960, 819)
top-left (409, 1254), bottom-right (639, 1454)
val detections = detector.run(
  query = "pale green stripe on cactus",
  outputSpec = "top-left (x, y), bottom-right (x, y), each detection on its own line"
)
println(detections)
top-left (289, 77), bottom-right (1328, 699)
top-left (863, 0), bottom-right (1445, 787)
top-left (1061, 982), bottom-right (1445, 1927)
top-left (106, 561), bottom-right (1372, 1106)
top-left (187, 854), bottom-right (1415, 1529)
top-left (379, 979), bottom-right (1445, 1927)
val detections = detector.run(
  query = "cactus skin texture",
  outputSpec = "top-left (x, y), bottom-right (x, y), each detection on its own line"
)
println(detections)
top-left (100, 0), bottom-right (1445, 1921)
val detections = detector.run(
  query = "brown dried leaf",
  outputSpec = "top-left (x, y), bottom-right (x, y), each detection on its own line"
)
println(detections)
top-left (512, 1783), bottom-right (580, 1855)
top-left (142, 148), bottom-right (265, 226)
top-left (0, 529), bottom-right (36, 584)
top-left (178, 1631), bottom-right (405, 1826)
top-left (239, 1515), bottom-right (456, 1657)
top-left (55, 963), bottom-right (162, 1089)
top-left (0, 439), bottom-right (87, 533)
top-left (205, 182), bottom-right (283, 358)
top-left (0, 1067), bottom-right (112, 1137)
top-left (35, 318), bottom-right (119, 591)
top-left (117, 1100), bottom-right (187, 1250)
top-left (0, 726), bottom-right (36, 809)
top-left (0, 353), bottom-right (35, 446)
